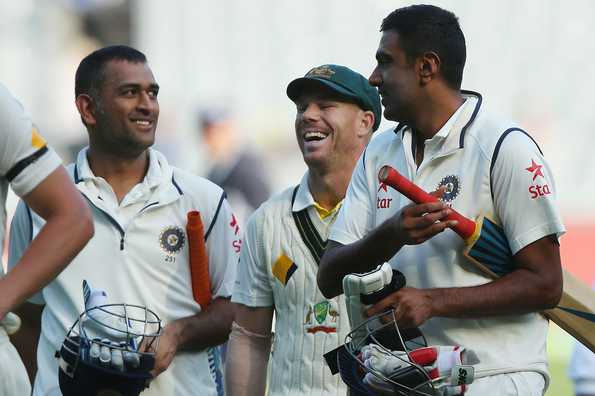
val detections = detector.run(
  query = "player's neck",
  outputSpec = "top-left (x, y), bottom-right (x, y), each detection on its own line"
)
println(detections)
top-left (86, 148), bottom-right (150, 203)
top-left (307, 166), bottom-right (351, 211)
top-left (411, 89), bottom-right (464, 140)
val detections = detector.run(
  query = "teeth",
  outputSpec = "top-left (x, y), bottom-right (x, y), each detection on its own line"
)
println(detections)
top-left (134, 120), bottom-right (150, 126)
top-left (304, 131), bottom-right (327, 141)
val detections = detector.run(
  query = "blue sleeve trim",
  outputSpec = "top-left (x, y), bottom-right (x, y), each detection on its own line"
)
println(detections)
top-left (25, 204), bottom-right (33, 242)
top-left (74, 163), bottom-right (81, 184)
top-left (490, 127), bottom-right (543, 200)
top-left (204, 191), bottom-right (227, 242)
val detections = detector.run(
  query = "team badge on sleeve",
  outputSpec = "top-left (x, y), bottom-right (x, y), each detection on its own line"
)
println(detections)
top-left (31, 125), bottom-right (47, 149)
top-left (272, 253), bottom-right (297, 286)
top-left (159, 226), bottom-right (186, 254)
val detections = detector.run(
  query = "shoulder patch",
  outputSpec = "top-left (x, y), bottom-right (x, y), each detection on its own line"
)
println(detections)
top-left (272, 253), bottom-right (297, 286)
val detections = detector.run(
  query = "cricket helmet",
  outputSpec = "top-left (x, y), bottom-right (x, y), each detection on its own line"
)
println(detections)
top-left (337, 310), bottom-right (478, 396)
top-left (57, 302), bottom-right (163, 396)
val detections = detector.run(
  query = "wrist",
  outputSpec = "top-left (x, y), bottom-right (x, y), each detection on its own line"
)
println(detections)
top-left (426, 288), bottom-right (442, 318)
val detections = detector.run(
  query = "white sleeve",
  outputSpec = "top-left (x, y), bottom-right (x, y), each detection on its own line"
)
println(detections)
top-left (231, 210), bottom-right (274, 307)
top-left (329, 151), bottom-right (375, 245)
top-left (7, 200), bottom-right (45, 305)
top-left (0, 84), bottom-right (61, 197)
top-left (205, 195), bottom-right (240, 299)
top-left (491, 131), bottom-right (565, 254)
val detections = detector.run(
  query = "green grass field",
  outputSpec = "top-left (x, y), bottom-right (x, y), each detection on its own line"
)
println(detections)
top-left (546, 324), bottom-right (574, 396)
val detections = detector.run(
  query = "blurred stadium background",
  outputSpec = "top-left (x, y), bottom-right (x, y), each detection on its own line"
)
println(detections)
top-left (1, 1), bottom-right (593, 394)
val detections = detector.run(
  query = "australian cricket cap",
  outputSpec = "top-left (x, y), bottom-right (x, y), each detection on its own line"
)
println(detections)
top-left (287, 64), bottom-right (382, 131)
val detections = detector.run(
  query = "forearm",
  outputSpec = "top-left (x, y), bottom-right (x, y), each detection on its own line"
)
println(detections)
top-left (318, 220), bottom-right (403, 298)
top-left (430, 268), bottom-right (562, 318)
top-left (171, 297), bottom-right (235, 351)
top-left (225, 322), bottom-right (272, 396)
top-left (1, 207), bottom-right (93, 311)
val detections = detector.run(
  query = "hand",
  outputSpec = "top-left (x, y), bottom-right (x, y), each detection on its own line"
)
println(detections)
top-left (141, 321), bottom-right (181, 377)
top-left (390, 193), bottom-right (457, 245)
top-left (365, 287), bottom-right (434, 329)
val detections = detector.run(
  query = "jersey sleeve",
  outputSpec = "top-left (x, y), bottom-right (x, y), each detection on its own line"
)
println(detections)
top-left (329, 151), bottom-right (375, 245)
top-left (231, 208), bottom-right (274, 307)
top-left (7, 200), bottom-right (45, 305)
top-left (204, 195), bottom-right (240, 299)
top-left (491, 131), bottom-right (565, 254)
top-left (0, 85), bottom-right (61, 197)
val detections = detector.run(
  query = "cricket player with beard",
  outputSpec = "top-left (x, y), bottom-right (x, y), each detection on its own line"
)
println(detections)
top-left (9, 45), bottom-right (239, 396)
top-left (226, 64), bottom-right (381, 395)
top-left (318, 5), bottom-right (564, 395)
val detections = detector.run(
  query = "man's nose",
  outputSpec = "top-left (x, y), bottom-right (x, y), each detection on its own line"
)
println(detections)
top-left (369, 68), bottom-right (381, 87)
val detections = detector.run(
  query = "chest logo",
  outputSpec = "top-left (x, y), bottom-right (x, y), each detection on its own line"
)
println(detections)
top-left (437, 175), bottom-right (461, 203)
top-left (304, 300), bottom-right (339, 334)
top-left (159, 226), bottom-right (186, 254)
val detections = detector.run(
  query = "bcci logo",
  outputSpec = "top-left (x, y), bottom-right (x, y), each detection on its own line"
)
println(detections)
top-left (437, 175), bottom-right (461, 203)
top-left (159, 226), bottom-right (185, 254)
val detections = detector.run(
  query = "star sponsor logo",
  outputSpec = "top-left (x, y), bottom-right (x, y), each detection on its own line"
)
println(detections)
top-left (159, 226), bottom-right (185, 254)
top-left (526, 159), bottom-right (551, 199)
top-left (377, 182), bottom-right (392, 209)
top-left (525, 159), bottom-right (544, 181)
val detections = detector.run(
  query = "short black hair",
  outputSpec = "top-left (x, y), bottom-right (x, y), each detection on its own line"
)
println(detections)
top-left (381, 5), bottom-right (466, 89)
top-left (75, 45), bottom-right (147, 99)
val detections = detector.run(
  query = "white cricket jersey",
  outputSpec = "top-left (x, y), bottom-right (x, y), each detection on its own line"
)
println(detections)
top-left (232, 173), bottom-right (349, 396)
top-left (0, 83), bottom-right (61, 272)
top-left (0, 83), bottom-right (61, 396)
top-left (330, 91), bottom-right (565, 382)
top-left (8, 148), bottom-right (240, 396)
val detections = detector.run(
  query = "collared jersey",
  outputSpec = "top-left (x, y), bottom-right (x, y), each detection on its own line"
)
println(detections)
top-left (8, 148), bottom-right (240, 396)
top-left (330, 91), bottom-right (565, 380)
top-left (0, 83), bottom-right (61, 273)
top-left (232, 173), bottom-right (348, 396)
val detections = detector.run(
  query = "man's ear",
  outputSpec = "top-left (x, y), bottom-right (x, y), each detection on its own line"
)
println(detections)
top-left (75, 94), bottom-right (98, 126)
top-left (418, 51), bottom-right (440, 85)
top-left (357, 110), bottom-right (375, 137)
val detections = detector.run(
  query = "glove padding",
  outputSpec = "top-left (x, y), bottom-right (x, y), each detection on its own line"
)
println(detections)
top-left (361, 344), bottom-right (478, 396)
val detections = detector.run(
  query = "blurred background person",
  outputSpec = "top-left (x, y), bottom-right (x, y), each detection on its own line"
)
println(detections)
top-left (569, 342), bottom-right (595, 396)
top-left (199, 106), bottom-right (271, 223)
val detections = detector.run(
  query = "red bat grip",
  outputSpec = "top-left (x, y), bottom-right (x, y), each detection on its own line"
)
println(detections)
top-left (378, 165), bottom-right (476, 240)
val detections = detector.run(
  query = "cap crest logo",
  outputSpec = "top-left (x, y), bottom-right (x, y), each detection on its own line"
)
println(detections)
top-left (306, 65), bottom-right (335, 79)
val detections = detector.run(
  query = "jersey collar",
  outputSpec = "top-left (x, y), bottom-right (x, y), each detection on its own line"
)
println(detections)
top-left (393, 90), bottom-right (483, 155)
top-left (292, 172), bottom-right (316, 213)
top-left (73, 147), bottom-right (180, 208)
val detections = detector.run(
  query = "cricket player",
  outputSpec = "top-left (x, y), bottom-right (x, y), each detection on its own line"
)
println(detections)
top-left (0, 83), bottom-right (94, 394)
top-left (318, 5), bottom-right (564, 395)
top-left (9, 45), bottom-right (239, 396)
top-left (226, 64), bottom-right (381, 395)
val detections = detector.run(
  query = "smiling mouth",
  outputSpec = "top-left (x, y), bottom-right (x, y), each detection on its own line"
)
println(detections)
top-left (303, 130), bottom-right (329, 142)
top-left (131, 119), bottom-right (154, 128)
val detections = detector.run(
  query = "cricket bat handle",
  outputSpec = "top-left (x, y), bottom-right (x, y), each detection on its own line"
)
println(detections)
top-left (187, 211), bottom-right (212, 309)
top-left (378, 165), bottom-right (476, 240)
